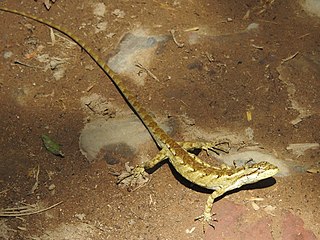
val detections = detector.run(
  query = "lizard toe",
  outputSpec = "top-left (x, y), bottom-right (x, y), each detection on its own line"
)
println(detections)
top-left (117, 164), bottom-right (149, 191)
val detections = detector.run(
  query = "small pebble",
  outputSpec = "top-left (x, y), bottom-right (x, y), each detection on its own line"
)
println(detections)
top-left (75, 213), bottom-right (86, 221)
top-left (3, 51), bottom-right (13, 59)
top-left (48, 184), bottom-right (56, 191)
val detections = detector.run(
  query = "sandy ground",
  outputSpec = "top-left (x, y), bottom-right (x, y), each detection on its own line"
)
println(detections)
top-left (0, 1), bottom-right (319, 239)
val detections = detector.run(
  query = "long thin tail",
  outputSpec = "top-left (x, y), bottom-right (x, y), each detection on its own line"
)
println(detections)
top-left (0, 7), bottom-right (168, 147)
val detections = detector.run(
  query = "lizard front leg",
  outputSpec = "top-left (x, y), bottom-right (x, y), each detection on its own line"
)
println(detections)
top-left (195, 187), bottom-right (226, 228)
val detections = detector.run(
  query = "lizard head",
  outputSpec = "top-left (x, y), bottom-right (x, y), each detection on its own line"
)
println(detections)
top-left (246, 161), bottom-right (279, 179)
top-left (225, 161), bottom-right (279, 191)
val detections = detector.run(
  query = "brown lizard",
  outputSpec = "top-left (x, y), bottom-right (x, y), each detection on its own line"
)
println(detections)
top-left (0, 6), bottom-right (279, 227)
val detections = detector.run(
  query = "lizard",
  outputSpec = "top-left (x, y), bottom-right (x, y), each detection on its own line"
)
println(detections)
top-left (0, 6), bottom-right (279, 228)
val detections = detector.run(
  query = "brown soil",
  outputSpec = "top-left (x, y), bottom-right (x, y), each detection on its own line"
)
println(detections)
top-left (0, 1), bottom-right (319, 239)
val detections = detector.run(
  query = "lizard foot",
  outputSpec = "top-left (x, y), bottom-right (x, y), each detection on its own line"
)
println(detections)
top-left (202, 141), bottom-right (230, 155)
top-left (179, 141), bottom-right (230, 156)
top-left (116, 162), bottom-right (149, 191)
top-left (195, 212), bottom-right (218, 232)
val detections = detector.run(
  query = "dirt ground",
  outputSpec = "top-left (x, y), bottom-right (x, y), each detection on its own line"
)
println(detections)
top-left (0, 1), bottom-right (319, 239)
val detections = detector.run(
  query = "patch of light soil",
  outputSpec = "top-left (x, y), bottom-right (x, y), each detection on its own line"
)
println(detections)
top-left (79, 114), bottom-right (152, 163)
top-left (277, 54), bottom-right (320, 125)
top-left (91, 2), bottom-right (108, 33)
top-left (107, 29), bottom-right (168, 85)
top-left (300, 0), bottom-right (320, 17)
top-left (286, 143), bottom-right (320, 158)
top-left (79, 94), bottom-right (173, 164)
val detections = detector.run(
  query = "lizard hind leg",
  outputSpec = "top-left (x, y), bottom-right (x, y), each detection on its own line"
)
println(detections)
top-left (116, 148), bottom-right (169, 190)
top-left (116, 163), bottom-right (148, 191)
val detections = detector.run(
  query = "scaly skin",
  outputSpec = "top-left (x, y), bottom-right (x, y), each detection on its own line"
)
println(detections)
top-left (0, 6), bottom-right (279, 228)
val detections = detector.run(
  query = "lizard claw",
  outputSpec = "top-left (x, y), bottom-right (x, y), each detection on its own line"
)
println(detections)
top-left (116, 163), bottom-right (149, 191)
top-left (207, 141), bottom-right (230, 155)
top-left (195, 212), bottom-right (217, 232)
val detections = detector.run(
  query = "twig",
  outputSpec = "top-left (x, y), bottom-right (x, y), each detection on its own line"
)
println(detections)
top-left (13, 61), bottom-right (42, 69)
top-left (251, 44), bottom-right (263, 50)
top-left (0, 201), bottom-right (63, 217)
top-left (49, 27), bottom-right (56, 45)
top-left (0, 189), bottom-right (9, 194)
top-left (52, 31), bottom-right (77, 48)
top-left (205, 52), bottom-right (214, 62)
top-left (29, 165), bottom-right (40, 195)
top-left (281, 51), bottom-right (299, 64)
top-left (170, 30), bottom-right (184, 48)
top-left (135, 62), bottom-right (160, 82)
top-left (298, 33), bottom-right (310, 39)
top-left (184, 27), bottom-right (199, 32)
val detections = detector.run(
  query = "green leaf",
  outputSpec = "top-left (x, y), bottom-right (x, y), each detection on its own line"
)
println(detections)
top-left (41, 134), bottom-right (64, 157)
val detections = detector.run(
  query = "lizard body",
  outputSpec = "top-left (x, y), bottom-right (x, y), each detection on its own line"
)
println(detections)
top-left (0, 7), bottom-right (279, 226)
